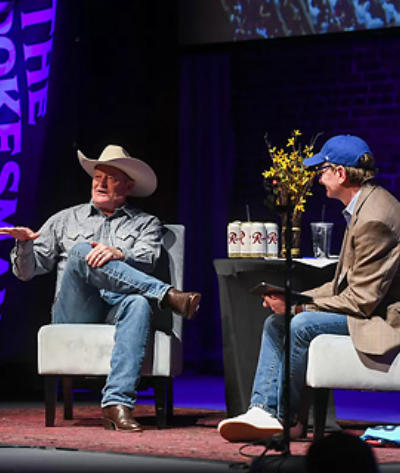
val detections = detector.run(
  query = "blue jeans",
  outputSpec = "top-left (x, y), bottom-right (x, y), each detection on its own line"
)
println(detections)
top-left (52, 242), bottom-right (172, 408)
top-left (250, 310), bottom-right (349, 423)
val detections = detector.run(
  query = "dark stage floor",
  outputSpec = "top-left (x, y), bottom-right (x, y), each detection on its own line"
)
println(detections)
top-left (1, 446), bottom-right (399, 473)
top-left (0, 446), bottom-right (235, 473)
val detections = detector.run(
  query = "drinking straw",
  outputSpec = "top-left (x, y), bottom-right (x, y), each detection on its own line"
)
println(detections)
top-left (246, 204), bottom-right (251, 221)
top-left (321, 204), bottom-right (326, 222)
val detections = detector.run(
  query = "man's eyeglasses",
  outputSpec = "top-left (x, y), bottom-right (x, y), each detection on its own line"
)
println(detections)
top-left (315, 165), bottom-right (334, 174)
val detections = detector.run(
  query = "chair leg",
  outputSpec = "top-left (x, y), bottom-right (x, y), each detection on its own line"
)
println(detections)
top-left (297, 387), bottom-right (311, 438)
top-left (312, 388), bottom-right (330, 441)
top-left (44, 376), bottom-right (57, 427)
top-left (166, 377), bottom-right (173, 423)
top-left (153, 377), bottom-right (173, 429)
top-left (62, 377), bottom-right (73, 420)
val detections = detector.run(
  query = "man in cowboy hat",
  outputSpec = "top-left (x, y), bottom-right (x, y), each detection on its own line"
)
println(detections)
top-left (0, 144), bottom-right (201, 433)
top-left (218, 134), bottom-right (400, 442)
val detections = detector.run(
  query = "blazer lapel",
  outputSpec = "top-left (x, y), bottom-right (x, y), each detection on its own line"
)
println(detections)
top-left (350, 183), bottom-right (375, 227)
top-left (333, 227), bottom-right (348, 294)
top-left (333, 183), bottom-right (377, 294)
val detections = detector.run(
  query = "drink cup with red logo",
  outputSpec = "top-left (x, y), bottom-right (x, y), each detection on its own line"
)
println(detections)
top-left (240, 222), bottom-right (252, 257)
top-left (250, 222), bottom-right (267, 257)
top-left (264, 222), bottom-right (279, 257)
top-left (227, 221), bottom-right (241, 258)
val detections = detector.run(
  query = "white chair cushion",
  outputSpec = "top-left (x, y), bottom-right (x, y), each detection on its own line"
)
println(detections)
top-left (38, 323), bottom-right (182, 377)
top-left (306, 334), bottom-right (400, 391)
top-left (38, 324), bottom-right (114, 376)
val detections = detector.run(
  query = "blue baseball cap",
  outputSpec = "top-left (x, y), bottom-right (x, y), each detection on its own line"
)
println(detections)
top-left (303, 135), bottom-right (372, 168)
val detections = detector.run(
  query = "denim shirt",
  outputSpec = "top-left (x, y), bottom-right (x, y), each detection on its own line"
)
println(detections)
top-left (10, 200), bottom-right (162, 297)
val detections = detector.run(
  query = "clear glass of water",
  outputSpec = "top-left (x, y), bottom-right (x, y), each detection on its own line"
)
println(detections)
top-left (310, 222), bottom-right (333, 258)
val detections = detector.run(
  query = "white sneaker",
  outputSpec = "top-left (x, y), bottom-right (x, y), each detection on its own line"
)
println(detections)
top-left (217, 406), bottom-right (283, 442)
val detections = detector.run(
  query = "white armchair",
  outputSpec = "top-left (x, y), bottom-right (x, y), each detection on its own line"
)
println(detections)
top-left (306, 333), bottom-right (400, 440)
top-left (37, 224), bottom-right (185, 428)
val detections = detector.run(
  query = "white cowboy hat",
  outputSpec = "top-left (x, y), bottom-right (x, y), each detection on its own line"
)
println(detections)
top-left (77, 144), bottom-right (157, 197)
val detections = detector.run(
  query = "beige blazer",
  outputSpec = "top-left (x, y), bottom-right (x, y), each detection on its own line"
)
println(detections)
top-left (305, 183), bottom-right (400, 355)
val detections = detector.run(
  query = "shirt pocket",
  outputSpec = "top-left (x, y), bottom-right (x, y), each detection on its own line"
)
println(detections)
top-left (64, 229), bottom-right (95, 253)
top-left (115, 227), bottom-right (138, 250)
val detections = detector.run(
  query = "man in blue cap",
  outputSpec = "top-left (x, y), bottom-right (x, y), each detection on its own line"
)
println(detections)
top-left (218, 135), bottom-right (400, 442)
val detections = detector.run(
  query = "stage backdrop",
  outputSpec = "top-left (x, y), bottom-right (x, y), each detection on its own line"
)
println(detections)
top-left (178, 54), bottom-right (236, 372)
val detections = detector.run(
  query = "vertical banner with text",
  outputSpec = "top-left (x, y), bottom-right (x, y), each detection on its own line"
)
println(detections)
top-left (0, 0), bottom-right (57, 362)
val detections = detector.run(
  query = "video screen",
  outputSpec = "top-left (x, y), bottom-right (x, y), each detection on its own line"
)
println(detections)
top-left (179, 0), bottom-right (400, 44)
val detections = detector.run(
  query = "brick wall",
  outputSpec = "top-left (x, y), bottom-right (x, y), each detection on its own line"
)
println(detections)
top-left (229, 29), bottom-right (400, 255)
